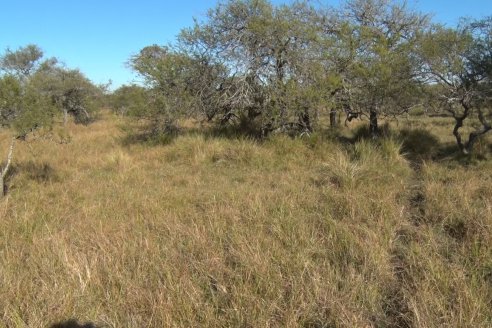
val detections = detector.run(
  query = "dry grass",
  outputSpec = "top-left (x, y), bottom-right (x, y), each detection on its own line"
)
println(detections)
top-left (0, 113), bottom-right (491, 327)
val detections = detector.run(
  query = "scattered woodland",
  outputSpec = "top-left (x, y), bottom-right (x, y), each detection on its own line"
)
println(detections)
top-left (0, 0), bottom-right (491, 327)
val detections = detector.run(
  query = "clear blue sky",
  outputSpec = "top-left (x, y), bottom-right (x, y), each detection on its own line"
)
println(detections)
top-left (1, 0), bottom-right (490, 89)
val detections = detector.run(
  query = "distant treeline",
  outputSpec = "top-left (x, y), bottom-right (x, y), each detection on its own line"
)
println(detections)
top-left (110, 0), bottom-right (491, 154)
top-left (1, 0), bottom-right (491, 155)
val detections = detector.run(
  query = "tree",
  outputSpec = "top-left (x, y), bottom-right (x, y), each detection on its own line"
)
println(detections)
top-left (419, 17), bottom-right (492, 154)
top-left (177, 0), bottom-right (330, 135)
top-left (0, 73), bottom-right (56, 196)
top-left (0, 45), bottom-right (96, 196)
top-left (328, 0), bottom-right (429, 136)
top-left (0, 44), bottom-right (44, 78)
top-left (129, 45), bottom-right (224, 134)
top-left (31, 63), bottom-right (99, 125)
top-left (110, 84), bottom-right (149, 116)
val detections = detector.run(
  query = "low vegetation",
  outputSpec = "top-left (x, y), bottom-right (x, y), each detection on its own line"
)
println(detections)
top-left (0, 0), bottom-right (491, 327)
top-left (0, 113), bottom-right (491, 327)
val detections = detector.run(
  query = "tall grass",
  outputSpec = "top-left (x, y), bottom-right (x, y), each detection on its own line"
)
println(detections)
top-left (0, 114), bottom-right (491, 327)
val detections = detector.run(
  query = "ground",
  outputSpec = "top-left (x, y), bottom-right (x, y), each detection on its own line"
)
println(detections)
top-left (0, 113), bottom-right (491, 327)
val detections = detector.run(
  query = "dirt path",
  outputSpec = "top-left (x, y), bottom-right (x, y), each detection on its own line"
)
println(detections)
top-left (384, 160), bottom-right (427, 327)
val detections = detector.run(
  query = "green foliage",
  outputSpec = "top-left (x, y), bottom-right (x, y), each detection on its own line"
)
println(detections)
top-left (11, 84), bottom-right (57, 136)
top-left (0, 44), bottom-right (102, 197)
top-left (408, 105), bottom-right (426, 116)
top-left (0, 45), bottom-right (101, 133)
top-left (331, 0), bottom-right (429, 133)
top-left (110, 84), bottom-right (148, 116)
top-left (131, 0), bottom-right (337, 134)
top-left (0, 44), bottom-right (43, 77)
top-left (32, 64), bottom-right (99, 125)
top-left (129, 46), bottom-right (227, 131)
top-left (0, 75), bottom-right (22, 127)
top-left (418, 17), bottom-right (492, 153)
top-left (0, 46), bottom-right (56, 137)
top-left (128, 0), bottom-right (432, 138)
top-left (124, 0), bottom-right (488, 151)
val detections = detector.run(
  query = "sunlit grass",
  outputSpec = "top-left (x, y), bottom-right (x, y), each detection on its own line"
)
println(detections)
top-left (0, 113), bottom-right (491, 327)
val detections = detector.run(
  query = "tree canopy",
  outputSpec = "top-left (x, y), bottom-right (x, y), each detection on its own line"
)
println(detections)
top-left (0, 44), bottom-right (101, 196)
top-left (112, 1), bottom-right (492, 153)
top-left (418, 17), bottom-right (492, 153)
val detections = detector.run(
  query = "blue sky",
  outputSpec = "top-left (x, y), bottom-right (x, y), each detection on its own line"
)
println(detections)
top-left (1, 1), bottom-right (491, 89)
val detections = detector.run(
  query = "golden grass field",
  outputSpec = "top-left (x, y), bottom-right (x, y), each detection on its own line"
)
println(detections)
top-left (0, 113), bottom-right (491, 327)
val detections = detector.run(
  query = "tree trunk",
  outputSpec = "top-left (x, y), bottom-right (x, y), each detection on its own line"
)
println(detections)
top-left (369, 109), bottom-right (378, 138)
top-left (464, 130), bottom-right (490, 154)
top-left (1, 137), bottom-right (15, 197)
top-left (452, 116), bottom-right (466, 153)
top-left (330, 109), bottom-right (337, 127)
top-left (300, 108), bottom-right (313, 132)
top-left (452, 101), bottom-right (471, 154)
top-left (463, 108), bottom-right (491, 154)
top-left (63, 109), bottom-right (68, 126)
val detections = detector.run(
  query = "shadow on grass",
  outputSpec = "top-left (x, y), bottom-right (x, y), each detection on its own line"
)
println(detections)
top-left (333, 122), bottom-right (491, 166)
top-left (119, 119), bottom-right (266, 147)
top-left (398, 130), bottom-right (491, 166)
top-left (17, 161), bottom-right (59, 183)
top-left (399, 128), bottom-right (440, 162)
top-left (203, 123), bottom-right (264, 140)
top-left (118, 121), bottom-right (182, 146)
top-left (3, 161), bottom-right (58, 196)
top-left (50, 319), bottom-right (97, 328)
top-left (118, 119), bottom-right (491, 167)
top-left (432, 140), bottom-right (491, 166)
top-left (350, 123), bottom-right (393, 141)
top-left (120, 129), bottom-right (178, 146)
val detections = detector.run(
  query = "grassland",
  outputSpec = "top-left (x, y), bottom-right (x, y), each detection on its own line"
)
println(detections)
top-left (0, 113), bottom-right (491, 327)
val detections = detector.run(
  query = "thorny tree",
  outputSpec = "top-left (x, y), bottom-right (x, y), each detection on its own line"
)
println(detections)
top-left (175, 0), bottom-right (329, 134)
top-left (419, 17), bottom-right (492, 154)
top-left (0, 45), bottom-right (98, 197)
top-left (330, 0), bottom-right (429, 137)
top-left (0, 45), bottom-right (55, 196)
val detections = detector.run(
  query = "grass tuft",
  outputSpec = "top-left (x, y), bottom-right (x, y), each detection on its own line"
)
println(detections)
top-left (0, 113), bottom-right (491, 327)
